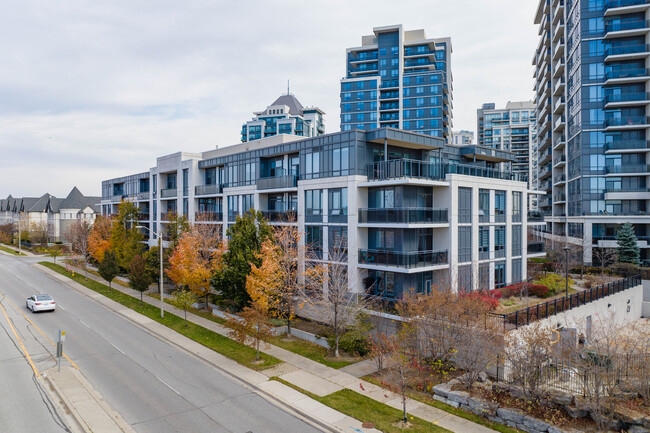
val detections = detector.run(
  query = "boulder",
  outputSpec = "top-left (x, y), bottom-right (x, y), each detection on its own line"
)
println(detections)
top-left (467, 397), bottom-right (498, 417)
top-left (446, 390), bottom-right (470, 406)
top-left (497, 407), bottom-right (526, 424)
top-left (547, 426), bottom-right (565, 433)
top-left (548, 390), bottom-right (573, 407)
top-left (477, 371), bottom-right (488, 383)
top-left (431, 383), bottom-right (452, 398)
top-left (565, 406), bottom-right (589, 419)
top-left (522, 415), bottom-right (550, 432)
top-left (614, 405), bottom-right (646, 425)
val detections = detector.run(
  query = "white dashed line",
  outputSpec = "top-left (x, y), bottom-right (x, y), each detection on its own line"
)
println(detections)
top-left (110, 343), bottom-right (125, 355)
top-left (158, 378), bottom-right (181, 395)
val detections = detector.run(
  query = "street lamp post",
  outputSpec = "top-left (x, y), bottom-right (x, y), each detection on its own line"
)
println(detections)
top-left (137, 225), bottom-right (164, 318)
top-left (563, 246), bottom-right (570, 298)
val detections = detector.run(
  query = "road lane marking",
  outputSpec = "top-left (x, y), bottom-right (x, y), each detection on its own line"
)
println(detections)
top-left (110, 343), bottom-right (125, 355)
top-left (157, 377), bottom-right (181, 395)
top-left (3, 297), bottom-right (79, 370)
top-left (0, 301), bottom-right (39, 377)
top-left (57, 305), bottom-right (65, 311)
top-left (79, 320), bottom-right (89, 328)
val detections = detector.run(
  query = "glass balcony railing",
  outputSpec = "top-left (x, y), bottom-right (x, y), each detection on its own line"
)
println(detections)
top-left (606, 0), bottom-right (648, 9)
top-left (605, 68), bottom-right (649, 80)
top-left (605, 20), bottom-right (649, 33)
top-left (604, 92), bottom-right (650, 104)
top-left (358, 208), bottom-right (449, 224)
top-left (195, 211), bottom-right (223, 222)
top-left (160, 188), bottom-right (177, 198)
top-left (366, 159), bottom-right (523, 182)
top-left (256, 169), bottom-right (298, 190)
top-left (605, 44), bottom-right (650, 57)
top-left (261, 210), bottom-right (297, 222)
top-left (527, 241), bottom-right (545, 254)
top-left (605, 164), bottom-right (650, 173)
top-left (604, 140), bottom-right (650, 151)
top-left (195, 184), bottom-right (222, 195)
top-left (358, 249), bottom-right (448, 269)
top-left (605, 116), bottom-right (650, 127)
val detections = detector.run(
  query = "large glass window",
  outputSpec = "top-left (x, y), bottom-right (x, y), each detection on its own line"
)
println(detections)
top-left (328, 188), bottom-right (348, 222)
top-left (306, 226), bottom-right (323, 259)
top-left (305, 189), bottom-right (323, 222)
top-left (512, 191), bottom-right (522, 222)
top-left (479, 227), bottom-right (490, 259)
top-left (512, 225), bottom-right (522, 256)
top-left (332, 147), bottom-right (350, 175)
top-left (458, 187), bottom-right (472, 224)
top-left (495, 261), bottom-right (506, 288)
top-left (166, 173), bottom-right (177, 189)
top-left (458, 226), bottom-right (472, 263)
top-left (182, 169), bottom-right (188, 196)
top-left (328, 226), bottom-right (348, 258)
top-left (479, 189), bottom-right (490, 222)
top-left (227, 196), bottom-right (239, 222)
top-left (495, 191), bottom-right (506, 222)
top-left (305, 151), bottom-right (320, 179)
top-left (495, 226), bottom-right (506, 258)
top-left (242, 194), bottom-right (254, 214)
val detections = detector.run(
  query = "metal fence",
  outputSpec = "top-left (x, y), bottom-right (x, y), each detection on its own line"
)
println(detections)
top-left (491, 275), bottom-right (642, 330)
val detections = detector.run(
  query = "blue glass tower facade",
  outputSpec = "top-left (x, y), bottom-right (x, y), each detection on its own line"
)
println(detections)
top-left (534, 0), bottom-right (650, 264)
top-left (340, 25), bottom-right (453, 142)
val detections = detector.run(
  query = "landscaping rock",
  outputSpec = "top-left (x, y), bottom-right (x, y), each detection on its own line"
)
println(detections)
top-left (446, 390), bottom-right (470, 406)
top-left (565, 405), bottom-right (589, 419)
top-left (629, 426), bottom-right (650, 433)
top-left (548, 390), bottom-right (573, 406)
top-left (497, 407), bottom-right (526, 424)
top-left (522, 415), bottom-right (550, 432)
top-left (477, 371), bottom-right (488, 383)
top-left (467, 397), bottom-right (498, 417)
top-left (432, 394), bottom-right (459, 408)
top-left (547, 426), bottom-right (565, 433)
top-left (614, 405), bottom-right (646, 425)
top-left (431, 383), bottom-right (452, 398)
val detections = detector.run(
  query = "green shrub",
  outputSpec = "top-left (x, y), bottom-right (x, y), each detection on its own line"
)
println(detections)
top-left (533, 273), bottom-right (573, 296)
top-left (326, 314), bottom-right (373, 357)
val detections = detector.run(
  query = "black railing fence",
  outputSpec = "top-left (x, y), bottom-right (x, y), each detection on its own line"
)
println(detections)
top-left (491, 275), bottom-right (641, 330)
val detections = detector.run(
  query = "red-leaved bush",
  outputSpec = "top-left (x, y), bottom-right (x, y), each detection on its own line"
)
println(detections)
top-left (499, 282), bottom-right (550, 298)
top-left (463, 292), bottom-right (500, 310)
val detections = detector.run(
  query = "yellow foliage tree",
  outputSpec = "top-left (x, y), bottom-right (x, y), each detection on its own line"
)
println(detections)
top-left (88, 215), bottom-right (113, 263)
top-left (166, 224), bottom-right (224, 309)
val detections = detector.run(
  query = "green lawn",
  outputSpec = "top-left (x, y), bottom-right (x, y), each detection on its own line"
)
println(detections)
top-left (271, 377), bottom-right (451, 433)
top-left (0, 245), bottom-right (25, 255)
top-left (40, 262), bottom-right (281, 370)
top-left (362, 375), bottom-right (523, 433)
top-left (268, 335), bottom-right (354, 369)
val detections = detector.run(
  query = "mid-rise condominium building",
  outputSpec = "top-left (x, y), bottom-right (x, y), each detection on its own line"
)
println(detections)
top-left (452, 130), bottom-right (474, 146)
top-left (476, 101), bottom-right (538, 208)
top-left (340, 25), bottom-right (453, 143)
top-left (101, 128), bottom-right (543, 299)
top-left (533, 0), bottom-right (650, 264)
top-left (241, 93), bottom-right (325, 142)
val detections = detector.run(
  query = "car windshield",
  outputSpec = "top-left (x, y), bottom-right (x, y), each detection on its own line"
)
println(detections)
top-left (36, 295), bottom-right (52, 301)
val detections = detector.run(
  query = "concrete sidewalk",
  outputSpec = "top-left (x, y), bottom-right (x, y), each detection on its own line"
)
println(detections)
top-left (39, 261), bottom-right (497, 433)
top-left (44, 366), bottom-right (136, 433)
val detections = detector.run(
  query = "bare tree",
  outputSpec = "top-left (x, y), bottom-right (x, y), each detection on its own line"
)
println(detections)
top-left (29, 222), bottom-right (48, 245)
top-left (592, 247), bottom-right (617, 278)
top-left (66, 219), bottom-right (91, 280)
top-left (453, 319), bottom-right (504, 390)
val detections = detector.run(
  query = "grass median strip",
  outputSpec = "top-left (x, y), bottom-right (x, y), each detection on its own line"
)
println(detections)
top-left (0, 245), bottom-right (25, 255)
top-left (270, 377), bottom-right (451, 433)
top-left (40, 262), bottom-right (281, 371)
top-left (363, 375), bottom-right (523, 433)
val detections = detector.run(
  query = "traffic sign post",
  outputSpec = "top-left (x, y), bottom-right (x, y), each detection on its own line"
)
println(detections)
top-left (57, 330), bottom-right (65, 371)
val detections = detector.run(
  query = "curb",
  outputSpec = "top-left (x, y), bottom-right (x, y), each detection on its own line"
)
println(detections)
top-left (34, 263), bottom-right (341, 433)
top-left (42, 369), bottom-right (87, 433)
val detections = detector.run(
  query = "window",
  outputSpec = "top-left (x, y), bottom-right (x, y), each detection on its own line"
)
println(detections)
top-left (495, 261), bottom-right (506, 288)
top-left (458, 265), bottom-right (472, 293)
top-left (227, 196), bottom-right (239, 222)
top-left (512, 191), bottom-right (522, 222)
top-left (479, 263), bottom-right (490, 290)
top-left (328, 226), bottom-right (348, 258)
top-left (242, 194), bottom-right (254, 214)
top-left (458, 187), bottom-right (472, 224)
top-left (305, 189), bottom-right (323, 222)
top-left (166, 173), bottom-right (177, 190)
top-left (495, 226), bottom-right (506, 258)
top-left (512, 225), bottom-right (522, 256)
top-left (244, 161), bottom-right (256, 184)
top-left (328, 188), bottom-right (348, 222)
top-left (205, 168), bottom-right (216, 185)
top-left (305, 151), bottom-right (320, 178)
top-left (332, 147), bottom-right (350, 175)
top-left (458, 226), bottom-right (472, 263)
top-left (479, 227), bottom-right (490, 259)
top-left (495, 191), bottom-right (506, 222)
top-left (479, 189), bottom-right (490, 222)
top-left (512, 258), bottom-right (522, 283)
top-left (306, 226), bottom-right (323, 259)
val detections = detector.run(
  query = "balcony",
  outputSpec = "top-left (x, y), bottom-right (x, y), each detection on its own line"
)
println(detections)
top-left (194, 184), bottom-right (222, 196)
top-left (605, 67), bottom-right (650, 84)
top-left (195, 211), bottom-right (223, 222)
top-left (553, 115), bottom-right (566, 132)
top-left (379, 102), bottom-right (399, 111)
top-left (136, 192), bottom-right (150, 200)
top-left (540, 148), bottom-right (553, 165)
top-left (366, 159), bottom-right (444, 182)
top-left (358, 249), bottom-right (449, 269)
top-left (604, 92), bottom-right (650, 107)
top-left (527, 241), bottom-right (546, 255)
top-left (160, 188), bottom-right (177, 198)
top-left (605, 164), bottom-right (650, 174)
top-left (605, 0), bottom-right (650, 15)
top-left (261, 210), bottom-right (297, 223)
top-left (553, 135), bottom-right (566, 150)
top-left (110, 194), bottom-right (124, 202)
top-left (138, 213), bottom-right (150, 221)
top-left (604, 187), bottom-right (650, 200)
top-left (553, 174), bottom-right (567, 185)
top-left (553, 77), bottom-right (565, 96)
top-left (160, 212), bottom-right (176, 221)
top-left (604, 140), bottom-right (650, 152)
top-left (554, 193), bottom-right (567, 202)
top-left (527, 211), bottom-right (544, 222)
top-left (256, 171), bottom-right (298, 190)
top-left (605, 19), bottom-right (650, 38)
top-left (380, 91), bottom-right (399, 100)
top-left (553, 154), bottom-right (566, 167)
top-left (604, 44), bottom-right (650, 61)
top-left (358, 208), bottom-right (448, 224)
top-left (605, 116), bottom-right (650, 130)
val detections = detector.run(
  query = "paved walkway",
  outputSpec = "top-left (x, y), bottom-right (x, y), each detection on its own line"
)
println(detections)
top-left (39, 261), bottom-right (497, 433)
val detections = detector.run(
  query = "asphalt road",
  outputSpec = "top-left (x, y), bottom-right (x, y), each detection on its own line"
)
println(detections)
top-left (0, 254), bottom-right (324, 433)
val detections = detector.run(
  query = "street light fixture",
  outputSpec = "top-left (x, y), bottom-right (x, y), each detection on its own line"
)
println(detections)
top-left (563, 246), bottom-right (570, 298)
top-left (137, 225), bottom-right (164, 318)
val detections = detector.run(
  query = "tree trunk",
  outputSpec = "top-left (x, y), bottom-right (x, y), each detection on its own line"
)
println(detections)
top-left (184, 309), bottom-right (187, 327)
top-left (256, 324), bottom-right (260, 361)
top-left (140, 291), bottom-right (143, 307)
top-left (401, 367), bottom-right (407, 424)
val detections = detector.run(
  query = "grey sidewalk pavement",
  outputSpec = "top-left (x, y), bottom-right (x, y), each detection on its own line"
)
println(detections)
top-left (44, 365), bottom-right (136, 433)
top-left (39, 261), bottom-right (497, 433)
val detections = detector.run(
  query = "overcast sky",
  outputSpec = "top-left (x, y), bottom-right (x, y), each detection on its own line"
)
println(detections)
top-left (0, 0), bottom-right (538, 198)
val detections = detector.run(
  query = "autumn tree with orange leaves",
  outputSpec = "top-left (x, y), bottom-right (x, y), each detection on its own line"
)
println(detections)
top-left (166, 223), bottom-right (224, 309)
top-left (88, 215), bottom-right (113, 263)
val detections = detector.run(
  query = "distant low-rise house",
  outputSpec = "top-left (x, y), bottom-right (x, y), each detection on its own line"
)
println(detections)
top-left (0, 187), bottom-right (100, 243)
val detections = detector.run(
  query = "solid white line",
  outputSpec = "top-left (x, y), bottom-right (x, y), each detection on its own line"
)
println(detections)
top-left (79, 319), bottom-right (89, 328)
top-left (158, 378), bottom-right (181, 395)
top-left (110, 343), bottom-right (125, 355)
top-left (57, 305), bottom-right (65, 311)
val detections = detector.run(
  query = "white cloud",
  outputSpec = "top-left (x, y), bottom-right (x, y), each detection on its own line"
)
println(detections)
top-left (0, 0), bottom-right (538, 197)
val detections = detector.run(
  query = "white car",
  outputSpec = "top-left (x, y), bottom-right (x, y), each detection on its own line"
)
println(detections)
top-left (26, 294), bottom-right (56, 313)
